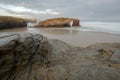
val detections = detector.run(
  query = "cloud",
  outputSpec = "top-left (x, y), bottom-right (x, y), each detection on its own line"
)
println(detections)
top-left (0, 0), bottom-right (120, 21)
top-left (0, 3), bottom-right (60, 16)
top-left (0, 8), bottom-right (30, 18)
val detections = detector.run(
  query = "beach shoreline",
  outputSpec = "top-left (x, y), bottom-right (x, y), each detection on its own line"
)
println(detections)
top-left (0, 27), bottom-right (120, 47)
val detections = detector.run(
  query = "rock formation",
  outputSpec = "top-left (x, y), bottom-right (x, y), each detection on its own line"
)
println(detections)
top-left (0, 33), bottom-right (120, 80)
top-left (0, 16), bottom-right (27, 29)
top-left (35, 18), bottom-right (80, 28)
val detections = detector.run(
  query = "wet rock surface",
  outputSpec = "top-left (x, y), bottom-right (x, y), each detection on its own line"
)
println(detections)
top-left (0, 33), bottom-right (120, 80)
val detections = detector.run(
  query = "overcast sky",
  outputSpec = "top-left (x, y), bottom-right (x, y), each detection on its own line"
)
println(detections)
top-left (0, 0), bottom-right (120, 21)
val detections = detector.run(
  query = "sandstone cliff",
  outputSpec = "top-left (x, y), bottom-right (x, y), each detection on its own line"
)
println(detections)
top-left (35, 18), bottom-right (80, 27)
top-left (0, 33), bottom-right (120, 80)
top-left (0, 16), bottom-right (27, 29)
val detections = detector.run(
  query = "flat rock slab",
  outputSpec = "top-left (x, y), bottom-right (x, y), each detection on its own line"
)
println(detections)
top-left (0, 33), bottom-right (120, 80)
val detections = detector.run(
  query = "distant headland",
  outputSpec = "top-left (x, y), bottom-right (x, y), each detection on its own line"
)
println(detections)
top-left (0, 16), bottom-right (27, 29)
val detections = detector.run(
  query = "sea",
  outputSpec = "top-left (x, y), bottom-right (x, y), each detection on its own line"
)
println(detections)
top-left (77, 21), bottom-right (120, 34)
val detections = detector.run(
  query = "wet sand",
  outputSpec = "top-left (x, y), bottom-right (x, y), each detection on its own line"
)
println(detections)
top-left (0, 27), bottom-right (120, 47)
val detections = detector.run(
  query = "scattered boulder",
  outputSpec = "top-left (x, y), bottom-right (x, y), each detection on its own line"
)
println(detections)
top-left (0, 33), bottom-right (120, 80)
top-left (35, 18), bottom-right (80, 28)
top-left (0, 16), bottom-right (27, 29)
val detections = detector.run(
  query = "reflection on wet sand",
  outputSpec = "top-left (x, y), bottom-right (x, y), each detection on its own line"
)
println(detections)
top-left (28, 28), bottom-right (79, 35)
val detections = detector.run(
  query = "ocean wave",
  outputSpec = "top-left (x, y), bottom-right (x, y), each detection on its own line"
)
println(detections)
top-left (79, 22), bottom-right (120, 34)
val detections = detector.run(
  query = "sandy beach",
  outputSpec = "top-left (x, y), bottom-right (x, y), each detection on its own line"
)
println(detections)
top-left (0, 27), bottom-right (120, 47)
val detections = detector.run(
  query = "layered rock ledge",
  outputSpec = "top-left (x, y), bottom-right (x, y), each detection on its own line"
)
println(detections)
top-left (0, 33), bottom-right (120, 80)
top-left (35, 18), bottom-right (80, 28)
top-left (0, 16), bottom-right (27, 29)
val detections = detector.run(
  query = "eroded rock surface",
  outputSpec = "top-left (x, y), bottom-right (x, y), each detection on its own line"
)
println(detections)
top-left (0, 33), bottom-right (50, 80)
top-left (35, 18), bottom-right (80, 27)
top-left (0, 33), bottom-right (120, 80)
